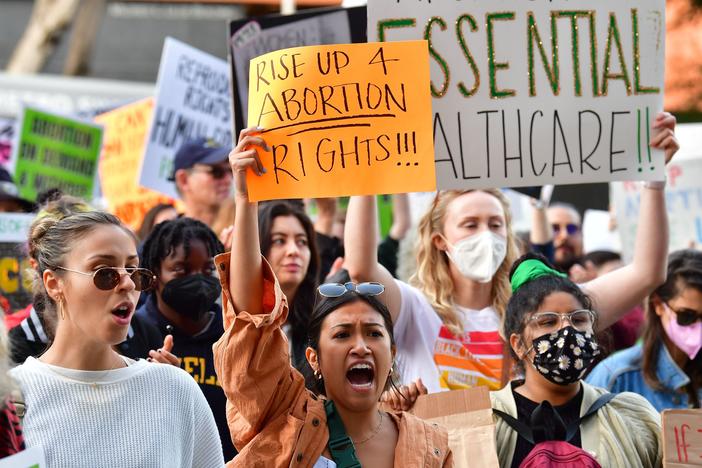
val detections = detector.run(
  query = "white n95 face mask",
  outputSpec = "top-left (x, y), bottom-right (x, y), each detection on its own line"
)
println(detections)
top-left (444, 230), bottom-right (507, 283)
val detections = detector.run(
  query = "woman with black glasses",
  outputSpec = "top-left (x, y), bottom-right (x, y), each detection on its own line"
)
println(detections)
top-left (588, 249), bottom-right (702, 410)
top-left (213, 128), bottom-right (452, 467)
top-left (9, 195), bottom-right (224, 468)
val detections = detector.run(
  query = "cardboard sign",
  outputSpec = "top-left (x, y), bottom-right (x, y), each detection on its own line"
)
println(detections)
top-left (229, 7), bottom-right (367, 132)
top-left (140, 37), bottom-right (232, 199)
top-left (411, 386), bottom-right (499, 468)
top-left (368, 0), bottom-right (666, 190)
top-left (662, 409), bottom-right (702, 467)
top-left (232, 10), bottom-right (351, 127)
top-left (0, 213), bottom-right (34, 314)
top-left (611, 154), bottom-right (702, 261)
top-left (0, 446), bottom-right (46, 468)
top-left (10, 106), bottom-right (103, 202)
top-left (246, 40), bottom-right (435, 201)
top-left (94, 99), bottom-right (176, 230)
top-left (0, 117), bottom-right (15, 168)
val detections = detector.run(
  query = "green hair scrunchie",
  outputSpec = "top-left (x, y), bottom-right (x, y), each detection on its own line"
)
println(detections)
top-left (510, 258), bottom-right (567, 292)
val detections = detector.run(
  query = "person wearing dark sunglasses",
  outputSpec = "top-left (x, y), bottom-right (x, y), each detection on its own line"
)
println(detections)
top-left (588, 249), bottom-right (702, 411)
top-left (169, 137), bottom-right (233, 228)
top-left (546, 203), bottom-right (583, 274)
top-left (8, 195), bottom-right (224, 467)
top-left (214, 127), bottom-right (452, 467)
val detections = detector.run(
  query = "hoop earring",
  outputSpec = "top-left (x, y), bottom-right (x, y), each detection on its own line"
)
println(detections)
top-left (314, 369), bottom-right (322, 380)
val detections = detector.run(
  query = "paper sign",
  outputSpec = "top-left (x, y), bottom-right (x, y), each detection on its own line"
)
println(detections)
top-left (582, 209), bottom-right (622, 253)
top-left (611, 155), bottom-right (702, 261)
top-left (368, 0), bottom-right (666, 189)
top-left (0, 445), bottom-right (45, 468)
top-left (246, 40), bottom-right (435, 201)
top-left (140, 37), bottom-right (232, 199)
top-left (95, 99), bottom-right (176, 230)
top-left (662, 409), bottom-right (702, 467)
top-left (410, 386), bottom-right (499, 468)
top-left (0, 117), bottom-right (15, 168)
top-left (0, 213), bottom-right (34, 312)
top-left (232, 10), bottom-right (351, 123)
top-left (10, 106), bottom-right (103, 202)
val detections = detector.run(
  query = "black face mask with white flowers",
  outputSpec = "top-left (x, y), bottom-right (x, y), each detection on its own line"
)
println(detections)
top-left (528, 326), bottom-right (600, 385)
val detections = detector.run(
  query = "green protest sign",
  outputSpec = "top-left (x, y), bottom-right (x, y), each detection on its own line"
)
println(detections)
top-left (11, 106), bottom-right (103, 202)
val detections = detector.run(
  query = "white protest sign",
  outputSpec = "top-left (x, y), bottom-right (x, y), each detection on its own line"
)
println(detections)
top-left (0, 213), bottom-right (34, 243)
top-left (612, 124), bottom-right (702, 261)
top-left (0, 446), bottom-right (46, 468)
top-left (231, 10), bottom-right (351, 123)
top-left (140, 37), bottom-right (232, 199)
top-left (368, 0), bottom-right (666, 190)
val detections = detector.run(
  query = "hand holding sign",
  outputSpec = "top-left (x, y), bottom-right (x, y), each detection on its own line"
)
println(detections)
top-left (650, 112), bottom-right (680, 164)
top-left (230, 126), bottom-right (270, 201)
top-left (246, 40), bottom-right (435, 201)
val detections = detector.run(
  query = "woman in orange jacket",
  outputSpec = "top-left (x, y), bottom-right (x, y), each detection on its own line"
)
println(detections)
top-left (212, 127), bottom-right (452, 468)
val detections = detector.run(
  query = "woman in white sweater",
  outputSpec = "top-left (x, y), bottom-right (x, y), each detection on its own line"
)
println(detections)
top-left (9, 196), bottom-right (224, 468)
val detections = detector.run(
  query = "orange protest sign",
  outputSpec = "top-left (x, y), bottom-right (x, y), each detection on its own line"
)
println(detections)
top-left (95, 99), bottom-right (178, 230)
top-left (663, 409), bottom-right (702, 467)
top-left (246, 40), bottom-right (435, 201)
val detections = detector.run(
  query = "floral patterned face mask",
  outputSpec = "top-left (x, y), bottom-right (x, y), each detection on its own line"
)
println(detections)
top-left (527, 326), bottom-right (600, 385)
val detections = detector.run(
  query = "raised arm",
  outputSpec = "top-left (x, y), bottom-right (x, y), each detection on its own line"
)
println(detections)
top-left (584, 112), bottom-right (679, 330)
top-left (344, 195), bottom-right (403, 323)
top-left (214, 127), bottom-right (308, 451)
top-left (227, 127), bottom-right (268, 317)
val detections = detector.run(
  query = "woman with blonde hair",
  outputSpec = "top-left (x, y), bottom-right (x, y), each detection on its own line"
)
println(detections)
top-left (346, 112), bottom-right (679, 396)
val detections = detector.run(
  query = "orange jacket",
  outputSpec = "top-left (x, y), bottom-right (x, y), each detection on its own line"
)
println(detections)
top-left (212, 253), bottom-right (453, 468)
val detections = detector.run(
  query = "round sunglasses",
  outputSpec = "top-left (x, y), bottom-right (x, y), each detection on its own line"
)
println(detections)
top-left (317, 281), bottom-right (385, 298)
top-left (665, 302), bottom-right (702, 327)
top-left (56, 266), bottom-right (156, 291)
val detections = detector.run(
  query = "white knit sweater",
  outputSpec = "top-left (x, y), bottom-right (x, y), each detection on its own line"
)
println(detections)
top-left (9, 357), bottom-right (225, 468)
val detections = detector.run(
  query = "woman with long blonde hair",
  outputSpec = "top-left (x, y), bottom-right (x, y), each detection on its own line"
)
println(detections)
top-left (345, 112), bottom-right (679, 396)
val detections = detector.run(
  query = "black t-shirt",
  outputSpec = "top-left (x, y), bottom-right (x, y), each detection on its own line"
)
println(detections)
top-left (511, 383), bottom-right (585, 468)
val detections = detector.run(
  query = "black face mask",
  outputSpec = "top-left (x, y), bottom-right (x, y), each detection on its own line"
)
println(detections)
top-left (529, 326), bottom-right (600, 385)
top-left (161, 274), bottom-right (222, 322)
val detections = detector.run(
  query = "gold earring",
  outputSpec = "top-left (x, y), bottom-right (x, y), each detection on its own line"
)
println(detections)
top-left (314, 369), bottom-right (322, 380)
top-left (57, 296), bottom-right (65, 320)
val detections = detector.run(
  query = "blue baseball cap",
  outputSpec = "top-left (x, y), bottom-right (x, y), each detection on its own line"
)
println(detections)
top-left (168, 138), bottom-right (231, 181)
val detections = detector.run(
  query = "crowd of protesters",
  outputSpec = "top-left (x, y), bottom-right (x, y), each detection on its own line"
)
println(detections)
top-left (0, 42), bottom-right (697, 468)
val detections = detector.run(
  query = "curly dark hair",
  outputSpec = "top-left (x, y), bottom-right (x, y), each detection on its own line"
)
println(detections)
top-left (140, 216), bottom-right (224, 276)
top-left (504, 252), bottom-right (594, 361)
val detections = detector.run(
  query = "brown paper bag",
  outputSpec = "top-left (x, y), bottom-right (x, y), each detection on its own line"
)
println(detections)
top-left (662, 409), bottom-right (702, 467)
top-left (410, 386), bottom-right (499, 468)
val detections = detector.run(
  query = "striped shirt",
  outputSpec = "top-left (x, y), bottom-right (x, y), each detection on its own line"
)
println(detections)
top-left (393, 280), bottom-right (504, 393)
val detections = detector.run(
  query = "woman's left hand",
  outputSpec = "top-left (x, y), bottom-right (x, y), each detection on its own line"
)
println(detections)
top-left (651, 111), bottom-right (679, 164)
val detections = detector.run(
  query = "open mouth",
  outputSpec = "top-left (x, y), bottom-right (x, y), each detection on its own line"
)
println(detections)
top-left (111, 305), bottom-right (131, 319)
top-left (346, 363), bottom-right (375, 390)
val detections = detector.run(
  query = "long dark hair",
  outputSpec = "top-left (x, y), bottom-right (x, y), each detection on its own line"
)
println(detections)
top-left (137, 203), bottom-right (176, 241)
top-left (504, 253), bottom-right (594, 368)
top-left (304, 269), bottom-right (396, 396)
top-left (642, 249), bottom-right (702, 400)
top-left (258, 201), bottom-right (320, 369)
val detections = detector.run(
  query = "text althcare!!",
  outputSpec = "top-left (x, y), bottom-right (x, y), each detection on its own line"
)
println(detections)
top-left (369, 0), bottom-right (666, 189)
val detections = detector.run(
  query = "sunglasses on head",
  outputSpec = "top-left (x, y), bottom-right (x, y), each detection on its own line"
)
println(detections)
top-left (665, 302), bottom-right (702, 326)
top-left (552, 223), bottom-right (579, 235)
top-left (192, 165), bottom-right (232, 180)
top-left (317, 282), bottom-right (385, 298)
top-left (56, 266), bottom-right (156, 291)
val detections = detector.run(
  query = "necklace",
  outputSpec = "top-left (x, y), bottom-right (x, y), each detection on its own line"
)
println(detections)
top-left (352, 411), bottom-right (384, 445)
top-left (42, 356), bottom-right (126, 389)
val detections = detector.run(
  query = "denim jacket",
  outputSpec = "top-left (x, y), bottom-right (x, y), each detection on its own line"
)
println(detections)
top-left (586, 343), bottom-right (701, 411)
